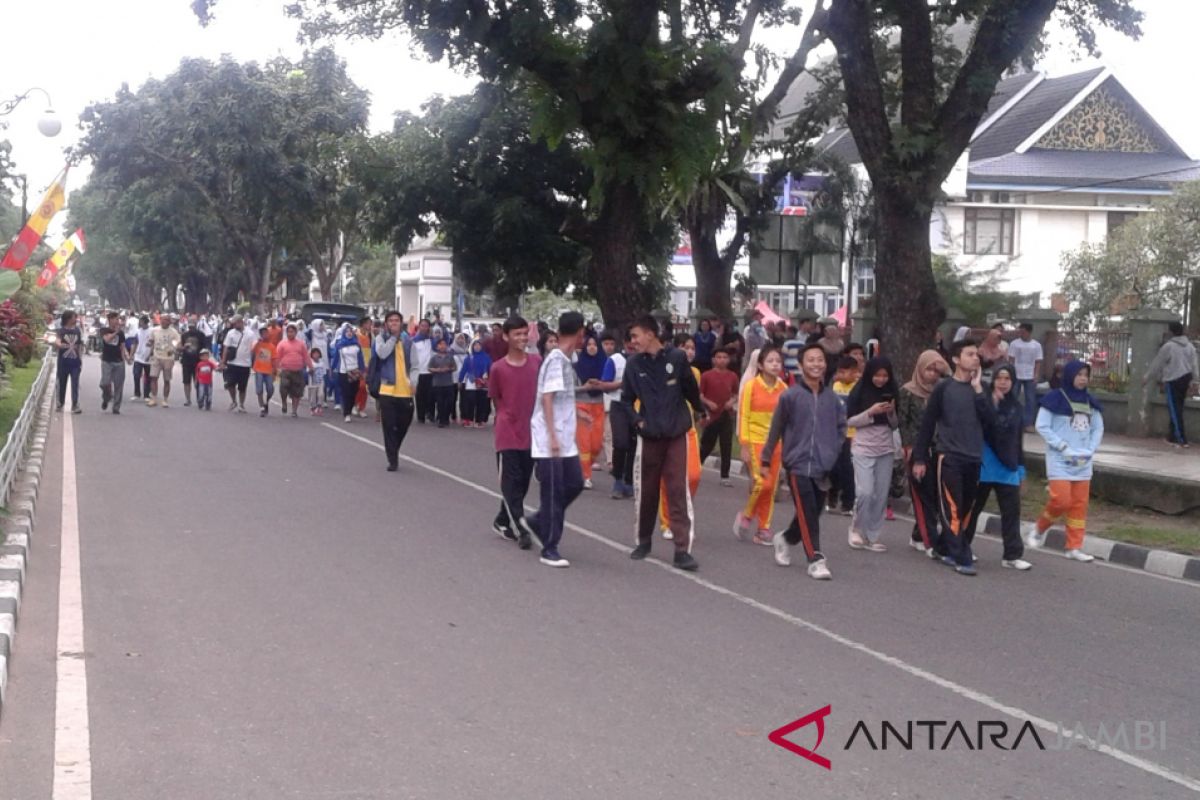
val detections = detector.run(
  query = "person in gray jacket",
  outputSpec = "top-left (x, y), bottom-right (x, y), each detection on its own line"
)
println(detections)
top-left (759, 343), bottom-right (847, 581)
top-left (1143, 321), bottom-right (1198, 446)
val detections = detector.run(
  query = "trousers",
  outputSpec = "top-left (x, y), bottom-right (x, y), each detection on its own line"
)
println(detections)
top-left (378, 396), bottom-right (414, 467)
top-left (634, 435), bottom-right (692, 552)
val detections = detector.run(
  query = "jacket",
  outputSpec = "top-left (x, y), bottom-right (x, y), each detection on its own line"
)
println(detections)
top-left (620, 347), bottom-right (704, 440)
top-left (1036, 403), bottom-right (1104, 480)
top-left (737, 375), bottom-right (786, 446)
top-left (1145, 335), bottom-right (1199, 384)
top-left (760, 380), bottom-right (847, 479)
top-left (374, 332), bottom-right (413, 398)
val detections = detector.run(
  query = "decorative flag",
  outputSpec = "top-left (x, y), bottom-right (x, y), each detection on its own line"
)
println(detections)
top-left (37, 228), bottom-right (86, 288)
top-left (1, 167), bottom-right (69, 271)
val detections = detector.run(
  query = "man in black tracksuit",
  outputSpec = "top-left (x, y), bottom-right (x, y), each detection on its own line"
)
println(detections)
top-left (622, 316), bottom-right (705, 571)
top-left (912, 338), bottom-right (995, 576)
top-left (760, 343), bottom-right (846, 581)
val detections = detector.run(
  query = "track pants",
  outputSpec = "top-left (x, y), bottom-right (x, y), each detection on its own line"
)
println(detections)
top-left (698, 413), bottom-right (733, 478)
top-left (378, 396), bottom-right (414, 467)
top-left (851, 451), bottom-right (893, 543)
top-left (783, 474), bottom-right (826, 563)
top-left (907, 454), bottom-right (944, 554)
top-left (936, 454), bottom-right (981, 567)
top-left (634, 435), bottom-right (692, 552)
top-left (609, 401), bottom-right (638, 486)
top-left (494, 449), bottom-right (535, 534)
top-left (827, 438), bottom-right (855, 512)
top-left (575, 401), bottom-right (605, 480)
top-left (965, 482), bottom-right (1024, 560)
top-left (659, 427), bottom-right (700, 534)
top-left (742, 442), bottom-right (782, 531)
top-left (531, 456), bottom-right (584, 557)
top-left (1037, 479), bottom-right (1091, 550)
top-left (1166, 373), bottom-right (1192, 445)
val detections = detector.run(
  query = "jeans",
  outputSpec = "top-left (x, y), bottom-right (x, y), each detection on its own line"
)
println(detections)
top-left (255, 372), bottom-right (275, 398)
top-left (1018, 379), bottom-right (1039, 427)
top-left (56, 359), bottom-right (81, 408)
top-left (1165, 373), bottom-right (1192, 444)
top-left (99, 361), bottom-right (125, 411)
top-left (196, 383), bottom-right (213, 409)
top-left (530, 456), bottom-right (584, 557)
top-left (133, 361), bottom-right (150, 397)
top-left (378, 396), bottom-right (414, 466)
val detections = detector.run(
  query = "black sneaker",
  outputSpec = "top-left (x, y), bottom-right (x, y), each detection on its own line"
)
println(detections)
top-left (630, 543), bottom-right (651, 560)
top-left (492, 522), bottom-right (517, 542)
top-left (673, 552), bottom-right (699, 571)
top-left (101, 398), bottom-right (109, 411)
top-left (112, 409), bottom-right (120, 415)
top-left (55, 404), bottom-right (63, 412)
top-left (71, 407), bottom-right (82, 415)
top-left (386, 463), bottom-right (398, 472)
top-left (517, 531), bottom-right (533, 550)
top-left (260, 407), bottom-right (268, 417)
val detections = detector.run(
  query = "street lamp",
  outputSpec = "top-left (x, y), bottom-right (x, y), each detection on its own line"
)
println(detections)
top-left (0, 87), bottom-right (61, 137)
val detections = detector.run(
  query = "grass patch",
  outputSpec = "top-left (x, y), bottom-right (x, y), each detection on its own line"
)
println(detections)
top-left (1099, 526), bottom-right (1200, 556)
top-left (0, 355), bottom-right (43, 448)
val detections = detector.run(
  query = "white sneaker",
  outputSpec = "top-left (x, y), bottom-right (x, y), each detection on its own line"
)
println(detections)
top-left (848, 529), bottom-right (866, 549)
top-left (1064, 549), bottom-right (1095, 562)
top-left (583, 479), bottom-right (594, 490)
top-left (539, 555), bottom-right (570, 568)
top-left (807, 560), bottom-right (832, 580)
top-left (1025, 524), bottom-right (1046, 549)
top-left (865, 542), bottom-right (887, 553)
top-left (909, 539), bottom-right (928, 553)
top-left (662, 528), bottom-right (674, 540)
top-left (732, 512), bottom-right (750, 541)
top-left (773, 532), bottom-right (791, 567)
top-left (344, 415), bottom-right (352, 423)
top-left (1002, 558), bottom-right (1033, 571)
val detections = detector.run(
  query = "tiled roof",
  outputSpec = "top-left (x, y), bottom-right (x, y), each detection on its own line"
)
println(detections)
top-left (968, 150), bottom-right (1200, 191)
top-left (969, 67), bottom-right (1104, 159)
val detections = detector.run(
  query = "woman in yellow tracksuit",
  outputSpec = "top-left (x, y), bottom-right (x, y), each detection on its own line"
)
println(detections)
top-left (660, 334), bottom-right (703, 539)
top-left (733, 346), bottom-right (786, 545)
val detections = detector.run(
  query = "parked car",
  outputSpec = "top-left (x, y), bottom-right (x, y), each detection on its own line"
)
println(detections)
top-left (299, 302), bottom-right (367, 328)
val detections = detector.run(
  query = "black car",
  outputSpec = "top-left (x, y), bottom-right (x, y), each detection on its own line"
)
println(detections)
top-left (299, 302), bottom-right (367, 328)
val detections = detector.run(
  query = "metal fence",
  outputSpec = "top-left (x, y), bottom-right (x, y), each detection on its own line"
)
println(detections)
top-left (0, 350), bottom-right (52, 507)
top-left (1053, 329), bottom-right (1132, 393)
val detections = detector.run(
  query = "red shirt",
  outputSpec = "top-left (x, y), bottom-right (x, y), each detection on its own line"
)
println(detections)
top-left (700, 368), bottom-right (740, 420)
top-left (489, 353), bottom-right (542, 451)
top-left (195, 360), bottom-right (216, 386)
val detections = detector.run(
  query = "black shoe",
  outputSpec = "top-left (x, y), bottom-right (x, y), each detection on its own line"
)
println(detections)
top-left (55, 404), bottom-right (63, 412)
top-left (630, 543), bottom-right (651, 560)
top-left (517, 532), bottom-right (532, 550)
top-left (101, 398), bottom-right (109, 411)
top-left (112, 409), bottom-right (120, 415)
top-left (492, 522), bottom-right (517, 542)
top-left (71, 407), bottom-right (82, 414)
top-left (673, 552), bottom-right (699, 571)
top-left (386, 463), bottom-right (398, 472)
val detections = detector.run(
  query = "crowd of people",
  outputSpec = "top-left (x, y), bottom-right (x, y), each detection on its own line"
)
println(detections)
top-left (55, 304), bottom-right (1114, 578)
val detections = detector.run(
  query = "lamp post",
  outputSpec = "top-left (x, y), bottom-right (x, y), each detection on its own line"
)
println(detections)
top-left (0, 87), bottom-right (61, 137)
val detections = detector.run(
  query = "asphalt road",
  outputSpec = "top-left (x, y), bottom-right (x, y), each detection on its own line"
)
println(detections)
top-left (0, 357), bottom-right (1198, 799)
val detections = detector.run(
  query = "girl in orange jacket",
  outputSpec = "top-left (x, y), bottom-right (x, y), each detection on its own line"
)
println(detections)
top-left (733, 346), bottom-right (787, 545)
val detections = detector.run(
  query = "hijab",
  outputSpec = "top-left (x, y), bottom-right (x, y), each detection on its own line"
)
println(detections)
top-left (334, 323), bottom-right (358, 349)
top-left (463, 339), bottom-right (492, 380)
top-left (989, 364), bottom-right (1021, 412)
top-left (742, 348), bottom-right (762, 385)
top-left (574, 333), bottom-right (608, 383)
top-left (846, 356), bottom-right (898, 425)
top-left (902, 349), bottom-right (947, 401)
top-left (1041, 360), bottom-right (1102, 415)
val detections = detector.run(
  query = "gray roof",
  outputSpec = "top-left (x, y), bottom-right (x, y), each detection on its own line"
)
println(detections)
top-left (969, 67), bottom-right (1104, 159)
top-left (812, 128), bottom-right (860, 163)
top-left (968, 150), bottom-right (1200, 191)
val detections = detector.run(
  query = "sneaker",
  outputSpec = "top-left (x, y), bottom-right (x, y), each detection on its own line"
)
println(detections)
top-left (344, 415), bottom-right (352, 423)
top-left (885, 506), bottom-right (895, 521)
top-left (721, 478), bottom-right (733, 487)
top-left (517, 517), bottom-right (542, 551)
top-left (386, 463), bottom-right (398, 472)
top-left (291, 410), bottom-right (298, 418)
top-left (229, 401), bottom-right (238, 411)
top-left (492, 522), bottom-right (518, 542)
top-left (146, 398), bottom-right (156, 407)
top-left (926, 547), bottom-right (940, 560)
top-left (517, 531), bottom-right (533, 550)
top-left (940, 555), bottom-right (958, 568)
top-left (752, 529), bottom-right (774, 546)
top-left (630, 543), bottom-right (651, 560)
top-left (101, 398), bottom-right (109, 411)
top-left (673, 552), bottom-right (698, 571)
top-left (1064, 549), bottom-right (1095, 562)
top-left (583, 479), bottom-right (594, 490)
top-left (71, 406), bottom-right (82, 414)
top-left (773, 532), bottom-right (791, 567)
top-left (260, 408), bottom-right (268, 417)
top-left (611, 480), bottom-right (625, 499)
top-left (112, 409), bottom-right (120, 415)
top-left (55, 404), bottom-right (63, 412)
top-left (662, 529), bottom-right (674, 540)
top-left (837, 507), bottom-right (853, 517)
top-left (540, 553), bottom-right (570, 568)
top-left (955, 564), bottom-right (978, 576)
top-left (848, 529), bottom-right (866, 549)
top-left (1002, 558), bottom-right (1033, 571)
top-left (160, 401), bottom-right (168, 408)
top-left (909, 539), bottom-right (928, 553)
top-left (237, 405), bottom-right (247, 414)
top-left (807, 560), bottom-right (832, 580)
top-left (732, 512), bottom-right (750, 541)
top-left (622, 486), bottom-right (635, 499)
top-left (1025, 525), bottom-right (1046, 549)
top-left (865, 542), bottom-right (887, 553)
top-left (184, 400), bottom-right (192, 407)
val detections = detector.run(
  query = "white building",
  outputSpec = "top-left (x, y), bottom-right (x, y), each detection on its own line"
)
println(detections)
top-left (803, 66), bottom-right (1200, 309)
top-left (394, 239), bottom-right (454, 321)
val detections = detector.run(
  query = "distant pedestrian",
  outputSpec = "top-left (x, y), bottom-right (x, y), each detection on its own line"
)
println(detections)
top-left (373, 310), bottom-right (415, 471)
top-left (55, 310), bottom-right (84, 414)
top-left (732, 346), bottom-right (785, 545)
top-left (698, 347), bottom-right (739, 485)
top-left (251, 332), bottom-right (278, 417)
top-left (607, 329), bottom-right (638, 499)
top-left (1007, 323), bottom-right (1044, 430)
top-left (527, 312), bottom-right (587, 567)
top-left (194, 349), bottom-right (217, 411)
top-left (426, 338), bottom-right (457, 427)
top-left (132, 316), bottom-right (153, 400)
top-left (146, 315), bottom-right (181, 408)
top-left (1030, 361), bottom-right (1105, 562)
top-left (695, 317), bottom-right (720, 371)
top-left (179, 316), bottom-right (207, 408)
top-left (220, 315), bottom-right (253, 413)
top-left (489, 316), bottom-right (542, 549)
top-left (408, 319), bottom-right (435, 423)
top-left (98, 311), bottom-right (130, 415)
top-left (330, 324), bottom-right (365, 424)
top-left (275, 323), bottom-right (312, 418)
top-left (1143, 320), bottom-right (1198, 447)
top-left (574, 332), bottom-right (612, 489)
top-left (457, 338), bottom-right (492, 428)
top-left (844, 357), bottom-right (899, 552)
top-left (899, 350), bottom-right (950, 556)
top-left (827, 356), bottom-right (860, 516)
top-left (307, 349), bottom-right (328, 416)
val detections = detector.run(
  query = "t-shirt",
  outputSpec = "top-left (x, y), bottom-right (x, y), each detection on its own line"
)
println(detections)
top-left (604, 352), bottom-right (627, 409)
top-left (1008, 338), bottom-right (1044, 381)
top-left (149, 327), bottom-right (181, 361)
top-left (252, 341), bottom-right (277, 374)
top-left (194, 360), bottom-right (216, 385)
top-left (428, 352), bottom-right (457, 387)
top-left (700, 368), bottom-right (739, 420)
top-left (223, 329), bottom-right (253, 368)
top-left (832, 379), bottom-right (857, 439)
top-left (530, 348), bottom-right (579, 459)
top-left (99, 326), bottom-right (125, 364)
top-left (781, 338), bottom-right (805, 381)
top-left (180, 328), bottom-right (207, 361)
top-left (134, 328), bottom-right (153, 363)
top-left (56, 327), bottom-right (83, 363)
top-left (489, 353), bottom-right (542, 451)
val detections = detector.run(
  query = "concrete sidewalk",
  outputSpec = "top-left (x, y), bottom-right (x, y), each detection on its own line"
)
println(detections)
top-left (1023, 430), bottom-right (1200, 482)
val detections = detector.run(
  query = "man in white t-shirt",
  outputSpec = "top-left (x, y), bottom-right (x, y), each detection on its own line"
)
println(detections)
top-left (219, 315), bottom-right (255, 413)
top-left (527, 312), bottom-right (587, 569)
top-left (1007, 322), bottom-right (1044, 429)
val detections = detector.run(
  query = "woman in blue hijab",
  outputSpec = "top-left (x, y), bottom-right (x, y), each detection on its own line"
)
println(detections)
top-left (574, 332), bottom-right (614, 489)
top-left (1029, 360), bottom-right (1104, 562)
top-left (458, 338), bottom-right (492, 427)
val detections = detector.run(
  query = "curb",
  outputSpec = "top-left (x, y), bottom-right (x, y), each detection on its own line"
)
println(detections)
top-left (0, 372), bottom-right (54, 717)
top-left (888, 495), bottom-right (1200, 583)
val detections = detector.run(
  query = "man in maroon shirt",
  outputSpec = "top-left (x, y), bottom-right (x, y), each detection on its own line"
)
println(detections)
top-left (488, 315), bottom-right (542, 550)
top-left (699, 347), bottom-right (739, 484)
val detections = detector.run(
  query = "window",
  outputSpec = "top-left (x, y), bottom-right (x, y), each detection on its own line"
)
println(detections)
top-left (825, 295), bottom-right (841, 316)
top-left (1107, 211), bottom-right (1136, 236)
top-left (855, 260), bottom-right (876, 298)
top-left (685, 290), bottom-right (696, 315)
top-left (963, 208), bottom-right (1015, 255)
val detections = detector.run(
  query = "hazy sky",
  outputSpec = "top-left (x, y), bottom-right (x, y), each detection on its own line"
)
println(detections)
top-left (3, 0), bottom-right (1198, 211)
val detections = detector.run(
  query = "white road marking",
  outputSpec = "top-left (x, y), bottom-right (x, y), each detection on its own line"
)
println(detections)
top-left (54, 412), bottom-right (92, 800)
top-left (323, 421), bottom-right (1200, 794)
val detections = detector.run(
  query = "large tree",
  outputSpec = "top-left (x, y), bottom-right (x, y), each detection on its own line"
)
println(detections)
top-left (824, 0), bottom-right (1142, 370)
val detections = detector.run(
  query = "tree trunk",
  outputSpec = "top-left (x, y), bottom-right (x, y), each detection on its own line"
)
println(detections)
top-left (589, 181), bottom-right (652, 330)
top-left (689, 213), bottom-right (734, 323)
top-left (873, 186), bottom-right (943, 377)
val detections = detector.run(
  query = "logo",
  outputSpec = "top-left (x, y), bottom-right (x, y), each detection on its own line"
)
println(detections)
top-left (768, 705), bottom-right (832, 770)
